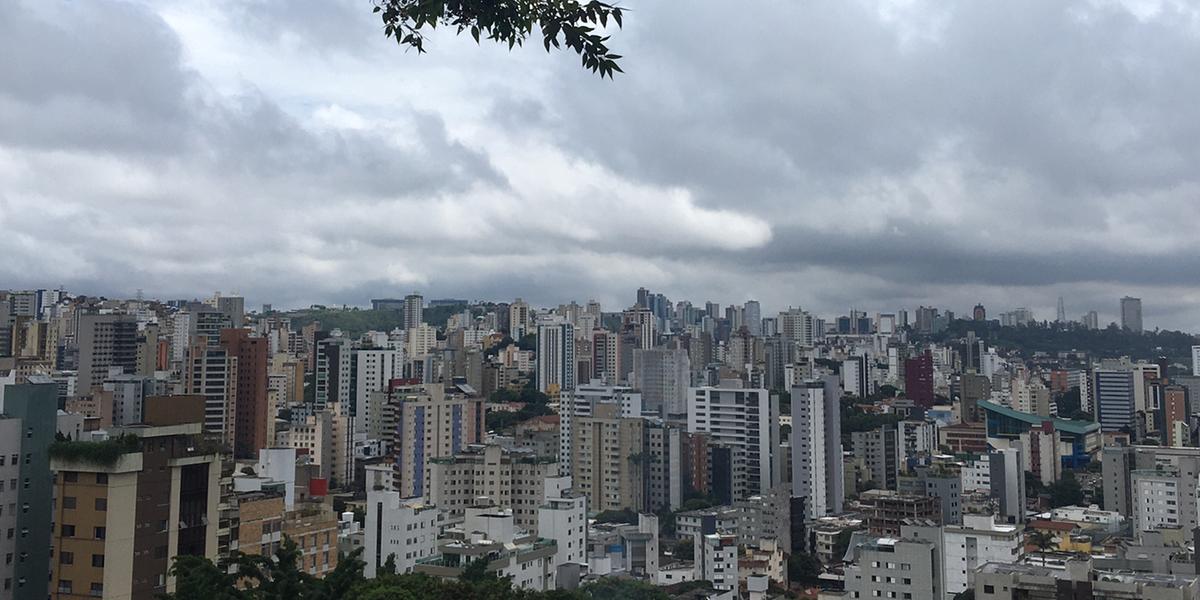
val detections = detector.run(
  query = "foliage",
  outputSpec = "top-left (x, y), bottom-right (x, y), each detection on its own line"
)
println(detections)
top-left (922, 319), bottom-right (1198, 364)
top-left (840, 397), bottom-right (903, 444)
top-left (285, 304), bottom-right (471, 337)
top-left (579, 578), bottom-right (670, 600)
top-left (593, 507), bottom-right (639, 524)
top-left (1025, 471), bottom-right (1044, 499)
top-left (517, 334), bottom-right (538, 352)
top-left (831, 529), bottom-right (855, 563)
top-left (953, 590), bottom-right (976, 600)
top-left (1047, 471), bottom-right (1084, 508)
top-left (775, 389), bottom-right (791, 415)
top-left (671, 539), bottom-right (694, 560)
top-left (787, 553), bottom-right (822, 583)
top-left (373, 0), bottom-right (626, 78)
top-left (485, 382), bottom-right (553, 431)
top-left (48, 434), bottom-right (140, 467)
top-left (165, 532), bottom-right (673, 600)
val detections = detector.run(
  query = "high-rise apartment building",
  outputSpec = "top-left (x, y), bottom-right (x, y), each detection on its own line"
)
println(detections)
top-left (50, 397), bottom-right (220, 599)
top-left (509, 298), bottom-right (531, 339)
top-left (354, 348), bottom-right (404, 436)
top-left (426, 443), bottom-right (558, 531)
top-left (0, 376), bottom-right (56, 600)
top-left (403, 293), bottom-right (424, 330)
top-left (1120, 296), bottom-right (1143, 333)
top-left (364, 490), bottom-right (439, 578)
top-left (841, 354), bottom-right (868, 398)
top-left (184, 338), bottom-right (238, 448)
top-left (687, 384), bottom-right (777, 500)
top-left (791, 377), bottom-right (843, 519)
top-left (852, 426), bottom-right (900, 491)
top-left (570, 403), bottom-right (645, 512)
top-left (904, 350), bottom-right (934, 407)
top-left (743, 300), bottom-right (761, 336)
top-left (536, 319), bottom-right (575, 395)
top-left (632, 348), bottom-right (690, 417)
top-left (76, 313), bottom-right (139, 394)
top-left (1094, 369), bottom-right (1135, 433)
top-left (622, 306), bottom-right (657, 351)
top-left (220, 328), bottom-right (269, 459)
top-left (387, 382), bottom-right (485, 497)
top-left (558, 382), bottom-right (642, 476)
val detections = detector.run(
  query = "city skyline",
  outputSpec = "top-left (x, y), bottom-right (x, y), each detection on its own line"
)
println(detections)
top-left (4, 1), bottom-right (1200, 329)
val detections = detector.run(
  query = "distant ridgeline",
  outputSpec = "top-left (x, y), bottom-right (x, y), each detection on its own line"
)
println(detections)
top-left (286, 304), bottom-right (474, 336)
top-left (919, 318), bottom-right (1198, 366)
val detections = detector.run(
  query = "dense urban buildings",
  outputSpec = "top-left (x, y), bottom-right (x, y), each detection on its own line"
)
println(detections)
top-left (2, 285), bottom-right (1199, 599)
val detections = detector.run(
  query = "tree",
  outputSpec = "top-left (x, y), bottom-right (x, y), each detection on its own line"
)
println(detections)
top-left (1028, 530), bottom-right (1055, 565)
top-left (1047, 471), bottom-right (1084, 508)
top-left (671, 539), bottom-right (694, 560)
top-left (580, 578), bottom-right (670, 600)
top-left (373, 0), bottom-right (627, 78)
top-left (788, 553), bottom-right (822, 583)
top-left (167, 555), bottom-right (247, 600)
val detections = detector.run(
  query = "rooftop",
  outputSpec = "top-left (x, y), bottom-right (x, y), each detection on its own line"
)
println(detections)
top-left (979, 400), bottom-right (1101, 435)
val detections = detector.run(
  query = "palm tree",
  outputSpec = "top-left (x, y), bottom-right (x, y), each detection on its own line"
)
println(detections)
top-left (1028, 530), bottom-right (1055, 565)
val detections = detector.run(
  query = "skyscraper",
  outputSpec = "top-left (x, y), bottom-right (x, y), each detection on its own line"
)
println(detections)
top-left (1094, 369), bottom-right (1135, 433)
top-left (0, 376), bottom-right (56, 600)
top-left (743, 300), bottom-right (761, 336)
top-left (632, 347), bottom-right (691, 417)
top-left (687, 385), bottom-right (777, 500)
top-left (1121, 296), bottom-right (1143, 333)
top-left (1056, 296), bottom-right (1066, 323)
top-left (536, 319), bottom-right (575, 395)
top-left (76, 312), bottom-right (139, 394)
top-left (791, 377), bottom-right (843, 519)
top-left (220, 328), bottom-right (269, 459)
top-left (904, 351), bottom-right (934, 408)
top-left (403, 292), bottom-right (424, 330)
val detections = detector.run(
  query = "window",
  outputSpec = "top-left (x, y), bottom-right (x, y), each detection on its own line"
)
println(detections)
top-left (60, 552), bottom-right (73, 565)
top-left (63, 497), bottom-right (76, 510)
top-left (62, 525), bottom-right (75, 537)
top-left (94, 498), bottom-right (107, 511)
top-left (93, 527), bottom-right (105, 540)
top-left (91, 555), bottom-right (104, 568)
top-left (95, 473), bottom-right (108, 485)
top-left (983, 585), bottom-right (995, 594)
top-left (63, 472), bottom-right (78, 483)
top-left (58, 580), bottom-right (72, 594)
top-left (90, 582), bottom-right (103, 597)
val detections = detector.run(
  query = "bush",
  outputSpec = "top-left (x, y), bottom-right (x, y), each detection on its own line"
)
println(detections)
top-left (48, 435), bottom-right (140, 467)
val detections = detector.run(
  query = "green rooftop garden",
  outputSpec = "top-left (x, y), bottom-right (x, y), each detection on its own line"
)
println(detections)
top-left (48, 434), bottom-right (141, 467)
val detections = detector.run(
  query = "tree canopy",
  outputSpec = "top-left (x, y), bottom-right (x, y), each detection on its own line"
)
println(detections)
top-left (374, 0), bottom-right (626, 78)
top-left (165, 536), bottom-right (669, 600)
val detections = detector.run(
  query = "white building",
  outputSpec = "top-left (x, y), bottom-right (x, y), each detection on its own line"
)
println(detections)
top-left (942, 514), bottom-right (1022, 599)
top-left (960, 455), bottom-right (992, 493)
top-left (688, 384), bottom-right (777, 500)
top-left (1131, 467), bottom-right (1187, 533)
top-left (364, 490), bottom-right (440, 578)
top-left (696, 533), bottom-right (739, 592)
top-left (538, 477), bottom-right (588, 571)
top-left (426, 443), bottom-right (558, 531)
top-left (354, 348), bottom-right (404, 435)
top-left (791, 377), bottom-right (843, 518)
top-left (1193, 346), bottom-right (1200, 377)
top-left (536, 319), bottom-right (576, 395)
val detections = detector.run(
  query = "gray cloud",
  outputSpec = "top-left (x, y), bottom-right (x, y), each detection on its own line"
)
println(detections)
top-left (1, 0), bottom-right (1199, 330)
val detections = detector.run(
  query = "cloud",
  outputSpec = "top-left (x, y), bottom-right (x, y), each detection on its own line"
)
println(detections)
top-left (1, 0), bottom-right (1199, 330)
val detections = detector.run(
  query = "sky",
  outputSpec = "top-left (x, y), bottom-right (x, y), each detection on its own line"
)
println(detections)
top-left (2, 0), bottom-right (1200, 330)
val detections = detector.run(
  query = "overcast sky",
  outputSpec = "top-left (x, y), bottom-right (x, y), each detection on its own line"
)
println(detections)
top-left (2, 1), bottom-right (1199, 330)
